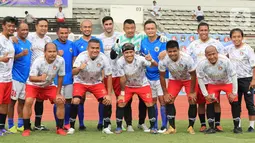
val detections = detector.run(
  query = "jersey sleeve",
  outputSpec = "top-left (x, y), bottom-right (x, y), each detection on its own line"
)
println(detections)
top-left (196, 61), bottom-right (205, 79)
top-left (158, 60), bottom-right (166, 72)
top-left (117, 59), bottom-right (125, 77)
top-left (58, 57), bottom-right (66, 76)
top-left (102, 55), bottom-right (112, 76)
top-left (187, 56), bottom-right (196, 72)
top-left (73, 53), bottom-right (83, 68)
top-left (29, 59), bottom-right (40, 76)
top-left (247, 46), bottom-right (255, 68)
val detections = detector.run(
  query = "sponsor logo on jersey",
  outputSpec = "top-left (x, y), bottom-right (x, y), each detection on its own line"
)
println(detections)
top-left (154, 46), bottom-right (159, 52)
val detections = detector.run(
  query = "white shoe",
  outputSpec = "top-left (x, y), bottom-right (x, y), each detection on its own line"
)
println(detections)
top-left (108, 124), bottom-right (112, 131)
top-left (158, 128), bottom-right (167, 133)
top-left (102, 128), bottom-right (113, 134)
top-left (67, 128), bottom-right (75, 135)
top-left (138, 124), bottom-right (150, 132)
top-left (127, 125), bottom-right (134, 132)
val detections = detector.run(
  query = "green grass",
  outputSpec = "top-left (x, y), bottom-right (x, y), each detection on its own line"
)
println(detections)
top-left (2, 119), bottom-right (255, 143)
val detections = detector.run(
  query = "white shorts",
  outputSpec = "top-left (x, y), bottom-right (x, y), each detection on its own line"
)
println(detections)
top-left (11, 80), bottom-right (25, 100)
top-left (148, 80), bottom-right (163, 98)
top-left (61, 84), bottom-right (73, 99)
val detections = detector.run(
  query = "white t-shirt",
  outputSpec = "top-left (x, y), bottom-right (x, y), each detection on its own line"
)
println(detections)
top-left (187, 38), bottom-right (226, 66)
top-left (194, 10), bottom-right (204, 17)
top-left (0, 35), bottom-right (15, 82)
top-left (196, 54), bottom-right (236, 84)
top-left (225, 43), bottom-right (255, 78)
top-left (73, 51), bottom-right (111, 85)
top-left (27, 55), bottom-right (65, 87)
top-left (56, 12), bottom-right (65, 19)
top-left (159, 51), bottom-right (196, 80)
top-left (27, 33), bottom-right (52, 65)
top-left (97, 32), bottom-right (121, 77)
top-left (152, 5), bottom-right (161, 13)
top-left (117, 55), bottom-right (151, 87)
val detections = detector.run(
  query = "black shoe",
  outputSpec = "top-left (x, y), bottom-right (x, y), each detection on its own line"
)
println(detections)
top-left (33, 125), bottom-right (49, 131)
top-left (247, 126), bottom-right (254, 132)
top-left (205, 128), bottom-right (216, 134)
top-left (79, 125), bottom-right (87, 131)
top-left (97, 124), bottom-right (103, 131)
top-left (233, 127), bottom-right (243, 134)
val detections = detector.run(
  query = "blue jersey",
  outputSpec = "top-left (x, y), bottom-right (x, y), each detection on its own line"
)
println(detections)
top-left (53, 39), bottom-right (75, 85)
top-left (12, 38), bottom-right (32, 83)
top-left (140, 37), bottom-right (169, 80)
top-left (73, 36), bottom-right (104, 56)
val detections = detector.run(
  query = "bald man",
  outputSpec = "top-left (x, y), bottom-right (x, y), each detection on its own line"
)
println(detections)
top-left (196, 46), bottom-right (241, 134)
top-left (73, 19), bottom-right (104, 131)
top-left (8, 23), bottom-right (32, 133)
top-left (22, 43), bottom-right (66, 136)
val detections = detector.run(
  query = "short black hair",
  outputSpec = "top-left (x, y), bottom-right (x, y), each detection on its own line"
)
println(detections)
top-left (166, 40), bottom-right (179, 50)
top-left (88, 39), bottom-right (100, 44)
top-left (44, 43), bottom-right (57, 52)
top-left (197, 22), bottom-right (209, 30)
top-left (25, 11), bottom-right (28, 14)
top-left (17, 22), bottom-right (28, 29)
top-left (2, 16), bottom-right (16, 25)
top-left (230, 28), bottom-right (244, 38)
top-left (102, 16), bottom-right (113, 24)
top-left (144, 19), bottom-right (157, 28)
top-left (123, 19), bottom-right (135, 26)
top-left (57, 24), bottom-right (69, 32)
top-left (122, 43), bottom-right (135, 52)
top-left (36, 18), bottom-right (48, 25)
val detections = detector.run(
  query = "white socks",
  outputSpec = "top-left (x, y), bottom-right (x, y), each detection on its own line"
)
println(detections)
top-left (249, 121), bottom-right (254, 128)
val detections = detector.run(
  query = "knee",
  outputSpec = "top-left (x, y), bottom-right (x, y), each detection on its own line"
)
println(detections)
top-left (25, 98), bottom-right (34, 107)
top-left (246, 104), bottom-right (255, 115)
top-left (55, 99), bottom-right (65, 107)
top-left (72, 97), bottom-right (81, 105)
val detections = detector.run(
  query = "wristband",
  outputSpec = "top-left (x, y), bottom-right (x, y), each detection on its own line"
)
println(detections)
top-left (121, 91), bottom-right (125, 96)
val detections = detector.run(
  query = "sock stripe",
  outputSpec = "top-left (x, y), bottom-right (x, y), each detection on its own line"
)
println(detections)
top-left (188, 118), bottom-right (196, 121)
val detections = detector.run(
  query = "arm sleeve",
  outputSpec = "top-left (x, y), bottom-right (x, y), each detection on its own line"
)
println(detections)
top-left (198, 78), bottom-right (209, 97)
top-left (58, 58), bottom-right (65, 76)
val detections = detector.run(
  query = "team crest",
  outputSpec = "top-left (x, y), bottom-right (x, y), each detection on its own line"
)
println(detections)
top-left (53, 66), bottom-right (57, 70)
top-left (69, 48), bottom-right (73, 53)
top-left (218, 66), bottom-right (223, 70)
top-left (240, 51), bottom-right (244, 55)
top-left (224, 36), bottom-right (230, 42)
top-left (154, 46), bottom-right (159, 52)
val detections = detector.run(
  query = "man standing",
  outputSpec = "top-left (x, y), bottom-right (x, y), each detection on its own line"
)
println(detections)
top-left (8, 23), bottom-right (32, 133)
top-left (140, 20), bottom-right (168, 133)
top-left (115, 43), bottom-right (158, 134)
top-left (73, 19), bottom-right (104, 131)
top-left (226, 28), bottom-right (255, 132)
top-left (0, 16), bottom-right (16, 136)
top-left (68, 39), bottom-right (113, 134)
top-left (159, 40), bottom-right (197, 134)
top-left (187, 22), bottom-right (225, 132)
top-left (22, 43), bottom-right (66, 136)
top-left (197, 46), bottom-right (241, 134)
top-left (53, 25), bottom-right (76, 131)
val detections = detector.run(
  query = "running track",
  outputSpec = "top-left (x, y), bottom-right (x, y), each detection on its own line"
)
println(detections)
top-left (15, 94), bottom-right (249, 121)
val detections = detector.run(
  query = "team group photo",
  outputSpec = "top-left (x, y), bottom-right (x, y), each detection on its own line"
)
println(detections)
top-left (0, 0), bottom-right (255, 142)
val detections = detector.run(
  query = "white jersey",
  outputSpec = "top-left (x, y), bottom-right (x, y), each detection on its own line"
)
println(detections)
top-left (97, 32), bottom-right (121, 77)
top-left (187, 38), bottom-right (226, 66)
top-left (194, 10), bottom-right (204, 17)
top-left (159, 51), bottom-right (195, 80)
top-left (117, 55), bottom-right (151, 87)
top-left (226, 43), bottom-right (255, 78)
top-left (0, 35), bottom-right (15, 82)
top-left (27, 33), bottom-right (52, 65)
top-left (56, 12), bottom-right (65, 19)
top-left (73, 51), bottom-right (112, 85)
top-left (27, 55), bottom-right (65, 87)
top-left (196, 54), bottom-right (236, 84)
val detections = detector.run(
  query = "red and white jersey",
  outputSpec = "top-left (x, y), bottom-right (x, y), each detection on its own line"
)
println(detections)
top-left (187, 38), bottom-right (226, 66)
top-left (0, 35), bottom-right (15, 82)
top-left (97, 32), bottom-right (121, 77)
top-left (73, 51), bottom-right (111, 85)
top-left (225, 43), bottom-right (255, 78)
top-left (196, 54), bottom-right (236, 84)
top-left (27, 33), bottom-right (52, 65)
top-left (159, 51), bottom-right (195, 80)
top-left (117, 55), bottom-right (151, 87)
top-left (27, 55), bottom-right (65, 87)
